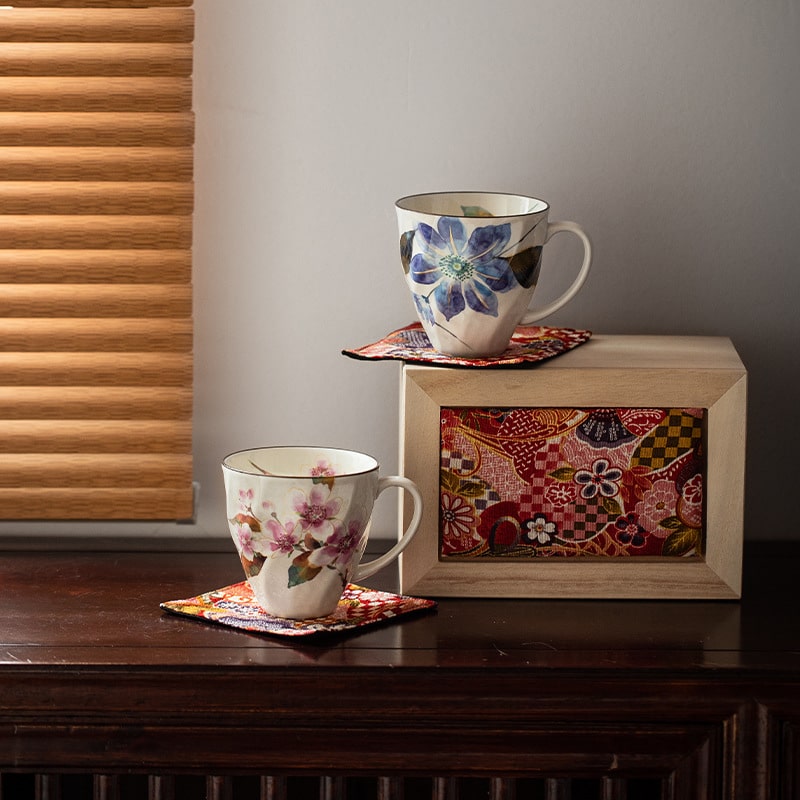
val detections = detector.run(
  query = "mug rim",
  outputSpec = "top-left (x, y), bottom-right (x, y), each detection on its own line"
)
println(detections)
top-left (395, 190), bottom-right (550, 217)
top-left (221, 445), bottom-right (380, 478)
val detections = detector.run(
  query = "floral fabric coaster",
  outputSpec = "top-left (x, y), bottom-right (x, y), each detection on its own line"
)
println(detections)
top-left (160, 581), bottom-right (437, 638)
top-left (343, 323), bottom-right (591, 368)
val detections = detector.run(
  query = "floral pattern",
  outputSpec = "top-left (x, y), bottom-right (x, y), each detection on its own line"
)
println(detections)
top-left (408, 217), bottom-right (517, 321)
top-left (440, 406), bottom-right (705, 558)
top-left (574, 458), bottom-right (623, 499)
top-left (400, 213), bottom-right (544, 345)
top-left (343, 323), bottom-right (592, 367)
top-left (524, 514), bottom-right (557, 545)
top-left (439, 490), bottom-right (480, 555)
top-left (231, 474), bottom-right (366, 589)
top-left (161, 582), bottom-right (437, 638)
top-left (291, 484), bottom-right (341, 537)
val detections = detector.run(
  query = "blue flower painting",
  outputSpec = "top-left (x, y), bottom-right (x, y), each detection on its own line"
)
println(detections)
top-left (409, 217), bottom-right (516, 321)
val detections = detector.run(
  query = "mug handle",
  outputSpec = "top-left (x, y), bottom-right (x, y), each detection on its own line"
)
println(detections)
top-left (354, 476), bottom-right (423, 582)
top-left (520, 220), bottom-right (592, 324)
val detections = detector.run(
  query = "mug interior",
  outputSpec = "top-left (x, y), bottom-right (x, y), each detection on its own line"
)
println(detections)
top-left (222, 446), bottom-right (378, 478)
top-left (396, 191), bottom-right (548, 218)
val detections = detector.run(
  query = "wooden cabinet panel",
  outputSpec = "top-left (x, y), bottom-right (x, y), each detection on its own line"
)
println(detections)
top-left (0, 546), bottom-right (797, 798)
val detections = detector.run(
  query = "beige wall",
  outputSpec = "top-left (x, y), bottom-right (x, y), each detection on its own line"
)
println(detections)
top-left (190, 0), bottom-right (799, 542)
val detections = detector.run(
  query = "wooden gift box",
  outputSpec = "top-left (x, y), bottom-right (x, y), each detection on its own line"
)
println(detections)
top-left (398, 335), bottom-right (747, 600)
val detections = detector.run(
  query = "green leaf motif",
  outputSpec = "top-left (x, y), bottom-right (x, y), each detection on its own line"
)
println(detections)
top-left (311, 475), bottom-right (335, 491)
top-left (549, 467), bottom-right (575, 482)
top-left (240, 553), bottom-right (266, 578)
top-left (659, 515), bottom-right (684, 530)
top-left (440, 469), bottom-right (461, 494)
top-left (457, 479), bottom-right (486, 498)
top-left (288, 554), bottom-right (323, 588)
top-left (400, 230), bottom-right (415, 273)
top-left (662, 528), bottom-right (700, 557)
top-left (232, 513), bottom-right (261, 533)
top-left (441, 469), bottom-right (485, 499)
top-left (460, 205), bottom-right (493, 217)
top-left (601, 496), bottom-right (622, 517)
top-left (508, 246), bottom-right (543, 289)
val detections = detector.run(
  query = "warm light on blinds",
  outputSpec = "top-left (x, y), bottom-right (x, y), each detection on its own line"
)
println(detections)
top-left (0, 0), bottom-right (194, 520)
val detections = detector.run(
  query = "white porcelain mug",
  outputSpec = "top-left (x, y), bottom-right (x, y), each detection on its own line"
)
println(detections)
top-left (222, 446), bottom-right (423, 619)
top-left (396, 191), bottom-right (592, 357)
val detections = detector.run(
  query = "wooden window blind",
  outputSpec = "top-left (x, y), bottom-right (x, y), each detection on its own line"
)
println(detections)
top-left (0, 0), bottom-right (194, 520)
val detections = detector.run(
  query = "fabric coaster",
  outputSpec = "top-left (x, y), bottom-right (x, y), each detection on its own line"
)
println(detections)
top-left (161, 581), bottom-right (437, 638)
top-left (342, 323), bottom-right (591, 367)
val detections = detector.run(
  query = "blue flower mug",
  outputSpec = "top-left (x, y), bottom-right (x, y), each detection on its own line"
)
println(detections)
top-left (222, 446), bottom-right (423, 619)
top-left (396, 191), bottom-right (592, 357)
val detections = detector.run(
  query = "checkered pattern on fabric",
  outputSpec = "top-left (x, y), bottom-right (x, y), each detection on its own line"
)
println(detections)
top-left (511, 440), bottom-right (564, 515)
top-left (632, 409), bottom-right (703, 470)
top-left (441, 449), bottom-right (476, 476)
top-left (524, 438), bottom-right (564, 483)
top-left (557, 499), bottom-right (613, 542)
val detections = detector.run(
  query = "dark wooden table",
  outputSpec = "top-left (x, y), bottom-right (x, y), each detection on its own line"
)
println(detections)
top-left (1, 543), bottom-right (798, 800)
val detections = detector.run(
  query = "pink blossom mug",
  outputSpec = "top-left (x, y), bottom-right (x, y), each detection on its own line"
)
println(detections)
top-left (222, 446), bottom-right (423, 619)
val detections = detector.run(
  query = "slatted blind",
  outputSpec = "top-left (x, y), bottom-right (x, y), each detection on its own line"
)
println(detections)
top-left (0, 0), bottom-right (194, 520)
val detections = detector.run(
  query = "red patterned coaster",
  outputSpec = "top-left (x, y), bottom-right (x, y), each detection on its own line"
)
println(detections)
top-left (160, 581), bottom-right (436, 638)
top-left (343, 323), bottom-right (591, 367)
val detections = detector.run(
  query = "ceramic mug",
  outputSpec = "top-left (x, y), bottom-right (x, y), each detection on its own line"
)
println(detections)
top-left (396, 191), bottom-right (592, 357)
top-left (222, 446), bottom-right (423, 619)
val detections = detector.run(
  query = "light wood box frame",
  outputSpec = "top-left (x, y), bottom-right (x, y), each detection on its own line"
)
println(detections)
top-left (398, 335), bottom-right (747, 600)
